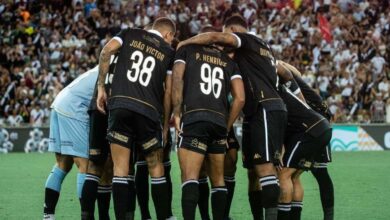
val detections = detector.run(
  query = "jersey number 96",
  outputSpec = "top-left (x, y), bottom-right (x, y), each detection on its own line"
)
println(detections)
top-left (127, 50), bottom-right (156, 87)
top-left (200, 63), bottom-right (224, 99)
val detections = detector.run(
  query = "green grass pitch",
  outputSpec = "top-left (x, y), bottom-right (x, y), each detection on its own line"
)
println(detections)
top-left (1, 151), bottom-right (390, 219)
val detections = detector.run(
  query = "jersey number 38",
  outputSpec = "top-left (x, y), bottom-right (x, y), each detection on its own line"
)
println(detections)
top-left (127, 50), bottom-right (156, 87)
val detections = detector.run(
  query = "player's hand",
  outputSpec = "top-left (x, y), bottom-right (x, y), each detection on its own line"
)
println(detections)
top-left (97, 86), bottom-right (107, 114)
top-left (162, 124), bottom-right (169, 147)
top-left (173, 114), bottom-right (182, 135)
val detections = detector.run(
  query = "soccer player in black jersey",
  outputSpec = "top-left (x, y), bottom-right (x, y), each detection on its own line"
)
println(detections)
top-left (172, 35), bottom-right (245, 220)
top-left (279, 61), bottom-right (334, 220)
top-left (96, 18), bottom-right (176, 220)
top-left (178, 15), bottom-right (293, 220)
top-left (274, 62), bottom-right (333, 220)
top-left (134, 23), bottom-right (176, 220)
top-left (81, 54), bottom-right (136, 220)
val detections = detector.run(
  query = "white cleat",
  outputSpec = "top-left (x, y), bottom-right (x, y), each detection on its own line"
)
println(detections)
top-left (43, 214), bottom-right (55, 220)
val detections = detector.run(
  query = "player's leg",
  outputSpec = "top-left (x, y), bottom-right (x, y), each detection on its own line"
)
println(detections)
top-left (135, 152), bottom-right (151, 220)
top-left (177, 121), bottom-right (207, 220)
top-left (178, 146), bottom-right (205, 220)
top-left (44, 154), bottom-right (73, 219)
top-left (247, 169), bottom-right (263, 220)
top-left (81, 110), bottom-right (109, 220)
top-left (127, 156), bottom-right (136, 219)
top-left (207, 152), bottom-right (227, 220)
top-left (145, 148), bottom-right (170, 220)
top-left (224, 147), bottom-right (238, 219)
top-left (135, 111), bottom-right (170, 220)
top-left (207, 124), bottom-right (229, 220)
top-left (312, 145), bottom-right (334, 220)
top-left (277, 167), bottom-right (296, 220)
top-left (111, 143), bottom-right (132, 219)
top-left (163, 132), bottom-right (175, 219)
top-left (106, 108), bottom-right (135, 219)
top-left (73, 156), bottom-right (88, 199)
top-left (251, 110), bottom-right (287, 220)
top-left (44, 110), bottom-right (72, 219)
top-left (242, 119), bottom-right (263, 220)
top-left (198, 162), bottom-right (210, 220)
top-left (97, 158), bottom-right (113, 220)
top-left (291, 171), bottom-right (304, 220)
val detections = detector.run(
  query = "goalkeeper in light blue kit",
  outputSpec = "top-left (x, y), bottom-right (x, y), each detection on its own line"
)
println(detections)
top-left (43, 66), bottom-right (98, 220)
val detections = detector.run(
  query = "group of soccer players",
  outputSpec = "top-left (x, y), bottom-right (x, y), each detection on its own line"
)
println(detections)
top-left (42, 15), bottom-right (334, 220)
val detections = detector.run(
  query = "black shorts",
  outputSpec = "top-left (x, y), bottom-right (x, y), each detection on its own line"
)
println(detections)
top-left (178, 121), bottom-right (227, 155)
top-left (227, 129), bottom-right (240, 150)
top-left (242, 108), bottom-right (287, 169)
top-left (283, 129), bottom-right (332, 170)
top-left (107, 108), bottom-right (162, 154)
top-left (313, 144), bottom-right (332, 168)
top-left (89, 110), bottom-right (110, 164)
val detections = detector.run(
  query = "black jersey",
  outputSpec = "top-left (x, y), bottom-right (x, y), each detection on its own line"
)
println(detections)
top-left (108, 28), bottom-right (175, 122)
top-left (232, 32), bottom-right (286, 115)
top-left (279, 86), bottom-right (330, 138)
top-left (289, 75), bottom-right (331, 120)
top-left (89, 54), bottom-right (118, 112)
top-left (175, 44), bottom-right (241, 128)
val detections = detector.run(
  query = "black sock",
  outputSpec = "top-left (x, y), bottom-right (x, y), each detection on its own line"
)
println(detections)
top-left (151, 176), bottom-right (169, 220)
top-left (198, 178), bottom-right (210, 220)
top-left (164, 161), bottom-right (173, 217)
top-left (44, 188), bottom-right (60, 215)
top-left (259, 175), bottom-right (280, 220)
top-left (277, 203), bottom-right (291, 220)
top-left (97, 185), bottom-right (111, 220)
top-left (211, 187), bottom-right (228, 220)
top-left (311, 167), bottom-right (334, 220)
top-left (127, 175), bottom-right (136, 214)
top-left (182, 180), bottom-right (199, 220)
top-left (81, 174), bottom-right (100, 220)
top-left (291, 201), bottom-right (303, 220)
top-left (224, 176), bottom-right (236, 219)
top-left (112, 176), bottom-right (131, 220)
top-left (248, 190), bottom-right (263, 220)
top-left (135, 162), bottom-right (151, 220)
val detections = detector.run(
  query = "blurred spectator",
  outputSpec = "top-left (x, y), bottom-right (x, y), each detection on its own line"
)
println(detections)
top-left (0, 0), bottom-right (389, 125)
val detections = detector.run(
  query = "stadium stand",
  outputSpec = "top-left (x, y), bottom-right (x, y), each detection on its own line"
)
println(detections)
top-left (0, 0), bottom-right (389, 126)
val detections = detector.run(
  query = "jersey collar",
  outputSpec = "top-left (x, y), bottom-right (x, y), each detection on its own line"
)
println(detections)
top-left (148, 29), bottom-right (163, 38)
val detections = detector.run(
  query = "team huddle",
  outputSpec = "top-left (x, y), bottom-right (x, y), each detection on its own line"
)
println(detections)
top-left (43, 16), bottom-right (334, 220)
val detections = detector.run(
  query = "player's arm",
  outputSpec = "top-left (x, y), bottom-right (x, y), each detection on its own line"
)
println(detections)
top-left (227, 70), bottom-right (245, 132)
top-left (96, 38), bottom-right (122, 114)
top-left (277, 60), bottom-right (306, 102)
top-left (278, 60), bottom-right (302, 77)
top-left (177, 32), bottom-right (240, 49)
top-left (171, 62), bottom-right (185, 133)
top-left (163, 73), bottom-right (173, 144)
top-left (276, 60), bottom-right (293, 82)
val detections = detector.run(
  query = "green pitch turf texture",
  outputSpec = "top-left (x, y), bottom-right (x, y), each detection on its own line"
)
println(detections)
top-left (1, 151), bottom-right (389, 220)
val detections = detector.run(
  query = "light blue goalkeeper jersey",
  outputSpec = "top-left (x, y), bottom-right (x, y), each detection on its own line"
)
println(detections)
top-left (51, 66), bottom-right (98, 122)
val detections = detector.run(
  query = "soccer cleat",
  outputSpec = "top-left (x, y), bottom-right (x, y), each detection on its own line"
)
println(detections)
top-left (43, 214), bottom-right (55, 220)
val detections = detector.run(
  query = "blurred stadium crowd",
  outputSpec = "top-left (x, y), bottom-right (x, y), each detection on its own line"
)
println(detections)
top-left (0, 0), bottom-right (389, 127)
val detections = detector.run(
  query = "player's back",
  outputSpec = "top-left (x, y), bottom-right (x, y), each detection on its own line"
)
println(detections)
top-left (108, 28), bottom-right (175, 122)
top-left (51, 66), bottom-right (98, 122)
top-left (279, 86), bottom-right (330, 137)
top-left (176, 44), bottom-right (240, 128)
top-left (292, 75), bottom-right (331, 120)
top-left (232, 32), bottom-right (285, 115)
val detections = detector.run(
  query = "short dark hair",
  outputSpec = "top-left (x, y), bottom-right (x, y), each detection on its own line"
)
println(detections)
top-left (199, 25), bottom-right (218, 34)
top-left (153, 17), bottom-right (176, 33)
top-left (224, 15), bottom-right (248, 29)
